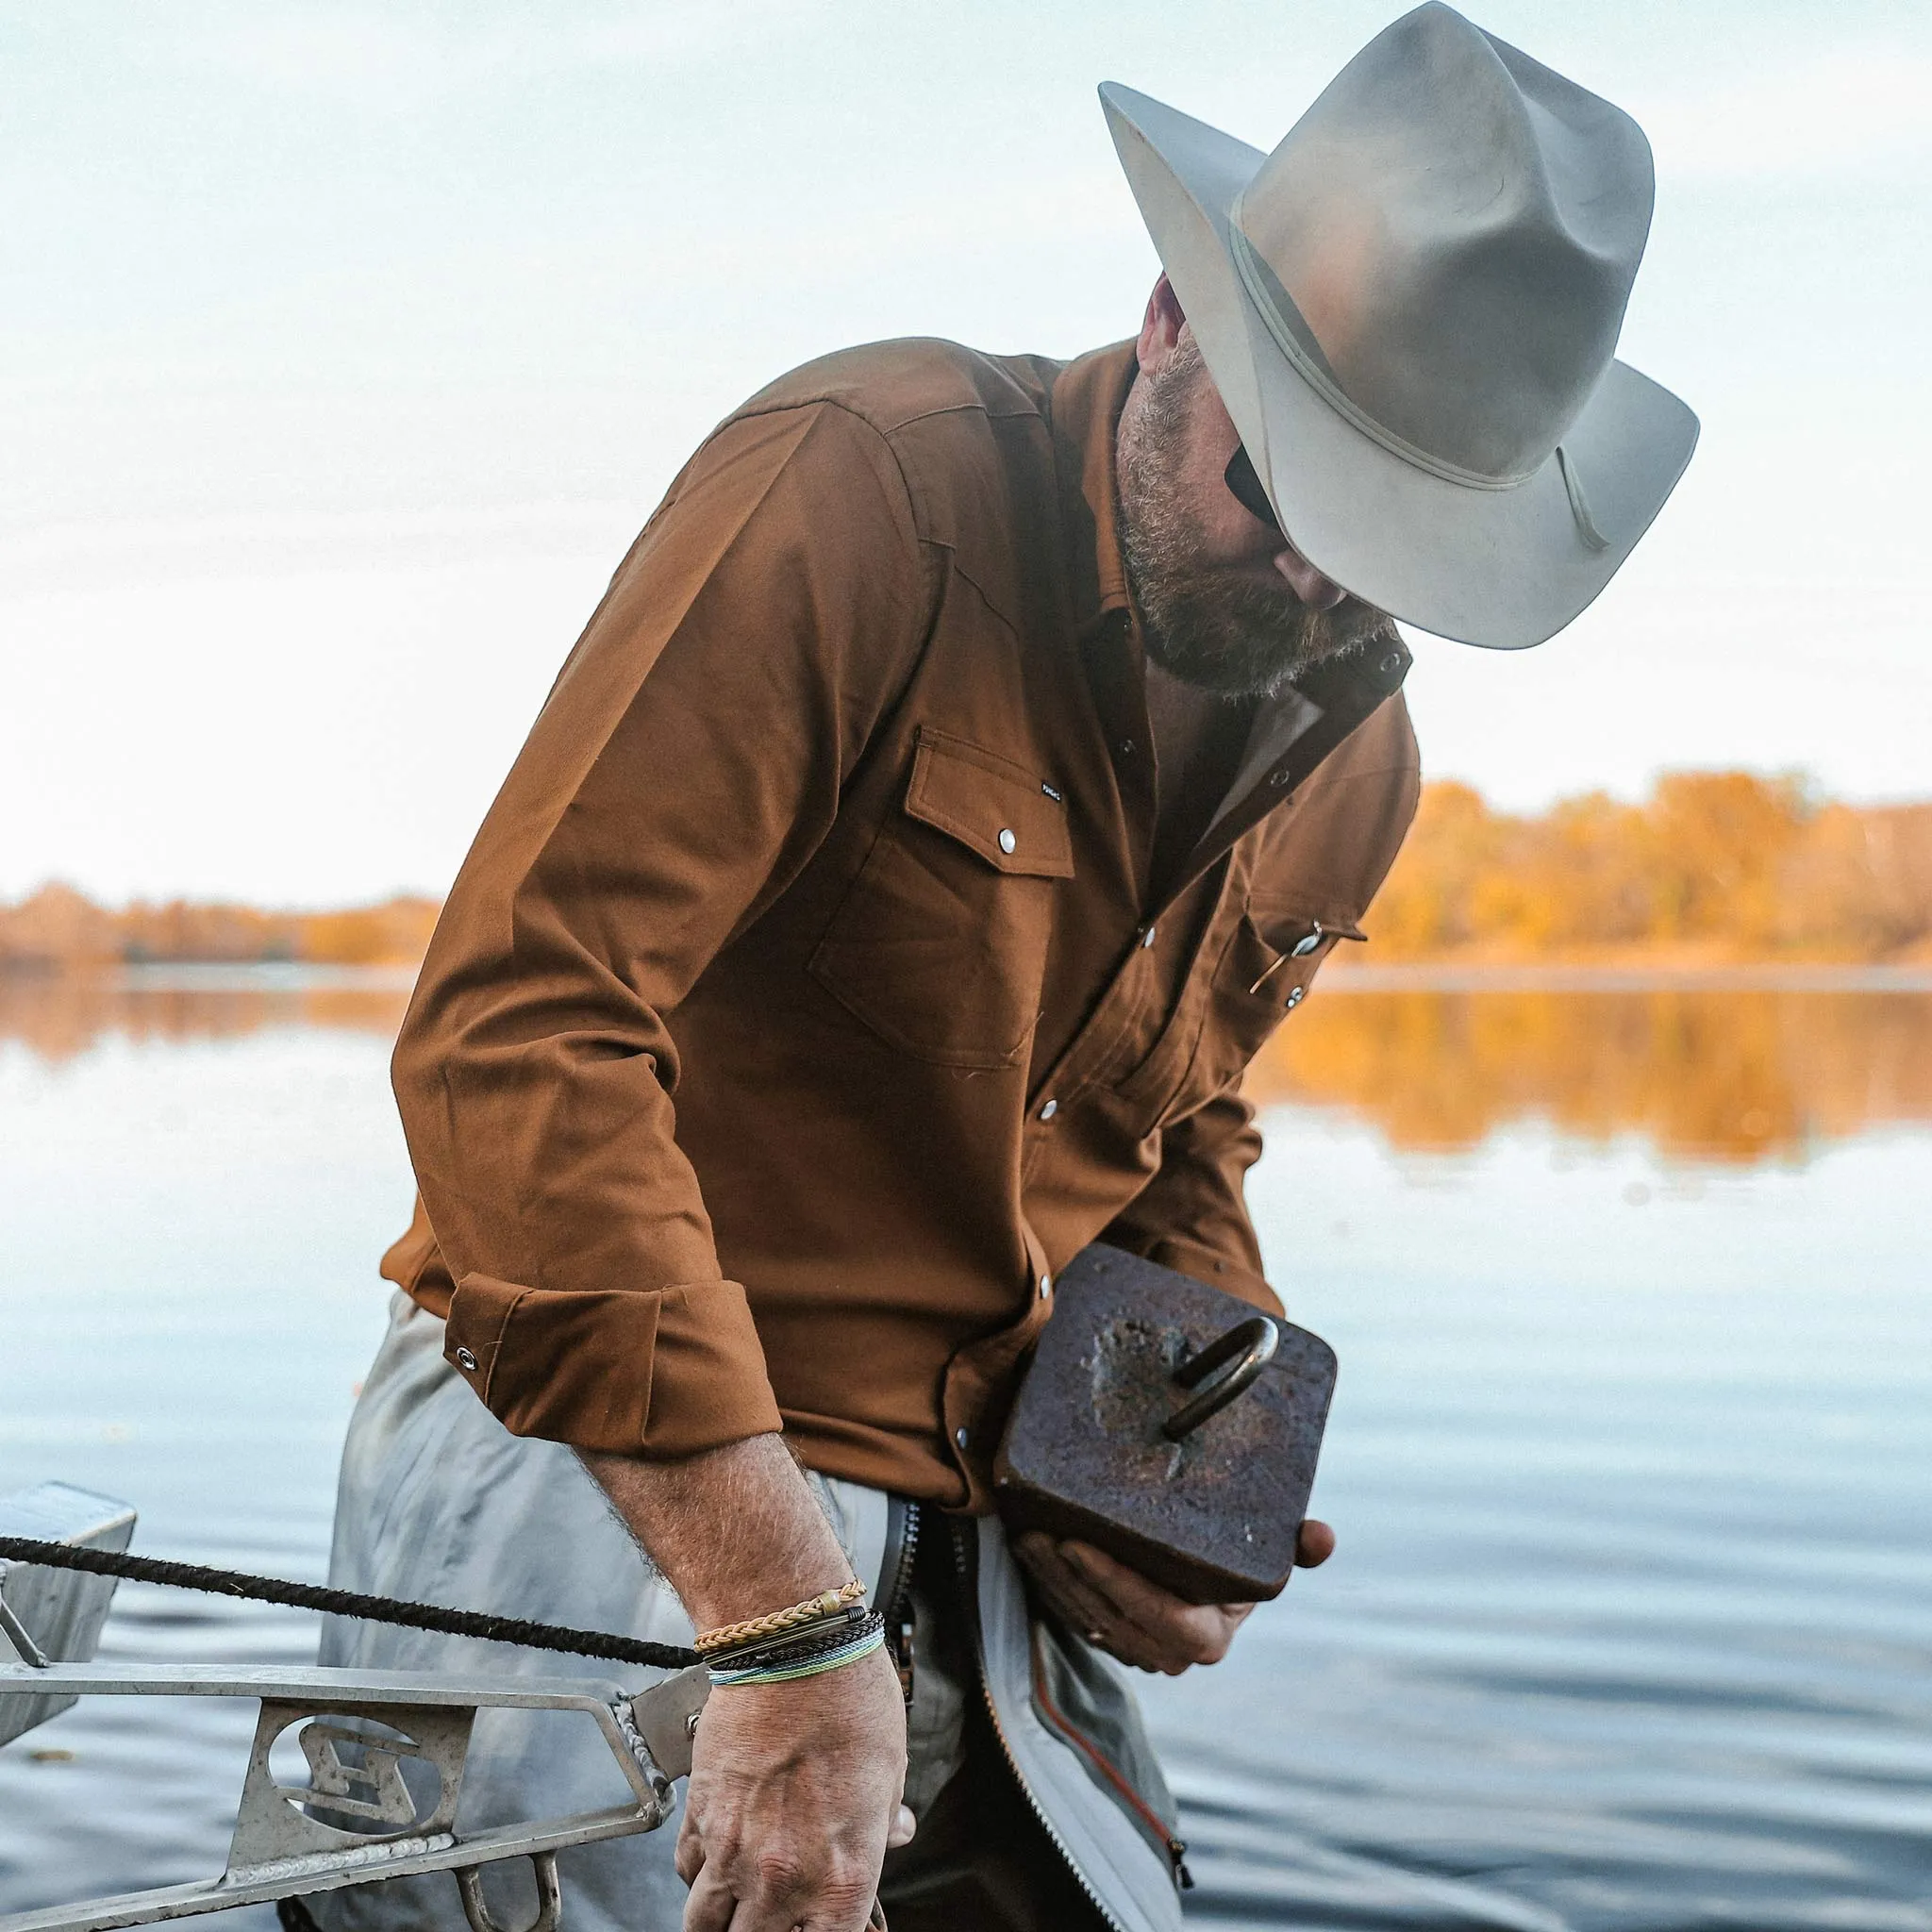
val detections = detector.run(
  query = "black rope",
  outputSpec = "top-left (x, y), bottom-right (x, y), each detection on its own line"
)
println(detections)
top-left (0, 1538), bottom-right (699, 1671)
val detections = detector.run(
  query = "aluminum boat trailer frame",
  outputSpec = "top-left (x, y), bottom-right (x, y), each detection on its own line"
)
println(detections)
top-left (0, 1662), bottom-right (685, 1932)
top-left (0, 1484), bottom-right (703, 1932)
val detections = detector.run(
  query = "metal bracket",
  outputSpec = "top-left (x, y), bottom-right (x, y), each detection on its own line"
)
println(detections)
top-left (0, 1573), bottom-right (52, 1670)
top-left (456, 1853), bottom-right (560, 1932)
top-left (0, 1664), bottom-right (677, 1932)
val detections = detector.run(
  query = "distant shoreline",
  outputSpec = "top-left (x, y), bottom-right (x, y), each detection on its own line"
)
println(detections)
top-left (0, 959), bottom-right (421, 992)
top-left (4, 959), bottom-right (1929, 997)
top-left (1322, 961), bottom-right (1932, 992)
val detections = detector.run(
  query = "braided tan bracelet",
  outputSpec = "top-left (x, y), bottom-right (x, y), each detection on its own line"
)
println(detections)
top-left (692, 1579), bottom-right (868, 1655)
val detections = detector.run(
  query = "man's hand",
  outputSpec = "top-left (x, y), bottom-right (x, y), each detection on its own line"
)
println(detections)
top-left (1013, 1520), bottom-right (1336, 1675)
top-left (581, 1435), bottom-right (910, 1931)
top-left (676, 1646), bottom-right (909, 1932)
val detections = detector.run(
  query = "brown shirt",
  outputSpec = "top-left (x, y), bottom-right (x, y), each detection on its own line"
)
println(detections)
top-left (382, 339), bottom-right (1421, 1510)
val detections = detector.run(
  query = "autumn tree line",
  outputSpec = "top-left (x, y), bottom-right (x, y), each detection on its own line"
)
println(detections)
top-left (0, 883), bottom-right (440, 969)
top-left (2, 772), bottom-right (1928, 972)
top-left (1357, 772), bottom-right (1932, 963)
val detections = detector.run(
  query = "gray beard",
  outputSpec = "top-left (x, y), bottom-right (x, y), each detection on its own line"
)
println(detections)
top-left (1117, 340), bottom-right (1395, 700)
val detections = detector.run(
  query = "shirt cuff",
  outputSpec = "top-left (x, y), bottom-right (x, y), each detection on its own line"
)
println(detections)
top-left (1141, 1237), bottom-right (1283, 1317)
top-left (443, 1274), bottom-right (784, 1457)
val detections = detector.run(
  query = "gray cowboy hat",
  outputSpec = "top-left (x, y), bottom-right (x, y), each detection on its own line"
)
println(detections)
top-left (1101, 2), bottom-right (1698, 649)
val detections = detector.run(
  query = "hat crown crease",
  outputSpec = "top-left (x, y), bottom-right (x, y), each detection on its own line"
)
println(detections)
top-left (1229, 3), bottom-right (1654, 487)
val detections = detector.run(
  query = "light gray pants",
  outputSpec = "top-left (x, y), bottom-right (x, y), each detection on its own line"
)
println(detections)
top-left (310, 1295), bottom-right (1182, 1932)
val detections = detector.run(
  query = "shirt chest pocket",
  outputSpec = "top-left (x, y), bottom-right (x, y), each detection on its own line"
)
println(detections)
top-left (809, 728), bottom-right (1074, 1071)
top-left (1118, 900), bottom-right (1361, 1133)
top-left (1197, 902), bottom-right (1362, 1094)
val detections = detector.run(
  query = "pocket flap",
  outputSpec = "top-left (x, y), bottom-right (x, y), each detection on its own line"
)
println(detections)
top-left (1216, 906), bottom-right (1365, 1002)
top-left (905, 730), bottom-right (1074, 878)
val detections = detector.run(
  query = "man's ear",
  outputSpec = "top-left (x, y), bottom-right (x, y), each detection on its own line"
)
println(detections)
top-left (1136, 275), bottom-right (1188, 375)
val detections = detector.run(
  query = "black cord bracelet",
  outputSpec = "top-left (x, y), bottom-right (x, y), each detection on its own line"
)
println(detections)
top-left (701, 1608), bottom-right (883, 1675)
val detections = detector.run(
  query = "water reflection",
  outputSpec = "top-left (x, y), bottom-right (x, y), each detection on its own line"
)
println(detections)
top-left (3, 977), bottom-right (1926, 1929)
top-left (1253, 984), bottom-right (1932, 1163)
top-left (8, 970), bottom-right (1932, 1170)
top-left (0, 969), bottom-right (409, 1065)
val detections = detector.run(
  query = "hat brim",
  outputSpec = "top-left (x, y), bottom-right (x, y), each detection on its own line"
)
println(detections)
top-left (1101, 82), bottom-right (1699, 650)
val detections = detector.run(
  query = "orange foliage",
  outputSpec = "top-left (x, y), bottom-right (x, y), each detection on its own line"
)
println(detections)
top-left (1358, 774), bottom-right (1932, 962)
top-left (0, 883), bottom-right (122, 966)
top-left (0, 890), bottom-right (441, 970)
top-left (299, 900), bottom-right (441, 966)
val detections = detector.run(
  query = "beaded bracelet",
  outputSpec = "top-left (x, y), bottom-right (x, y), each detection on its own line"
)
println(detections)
top-left (692, 1579), bottom-right (868, 1656)
top-left (708, 1611), bottom-right (887, 1689)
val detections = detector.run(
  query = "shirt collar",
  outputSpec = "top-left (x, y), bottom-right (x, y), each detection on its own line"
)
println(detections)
top-left (1048, 339), bottom-right (1141, 641)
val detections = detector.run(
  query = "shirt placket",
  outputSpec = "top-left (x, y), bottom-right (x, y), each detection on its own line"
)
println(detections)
top-left (1022, 626), bottom-right (1414, 1166)
top-left (1021, 615), bottom-right (1222, 1150)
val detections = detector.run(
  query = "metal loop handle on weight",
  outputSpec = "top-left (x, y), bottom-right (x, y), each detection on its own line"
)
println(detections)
top-left (456, 1851), bottom-right (561, 1932)
top-left (1161, 1316), bottom-right (1280, 1441)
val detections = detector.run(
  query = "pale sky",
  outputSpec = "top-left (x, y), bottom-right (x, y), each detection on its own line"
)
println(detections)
top-left (3, 0), bottom-right (1926, 906)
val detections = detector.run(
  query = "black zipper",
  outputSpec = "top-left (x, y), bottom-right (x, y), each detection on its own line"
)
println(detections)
top-left (881, 1497), bottom-right (922, 1617)
top-left (880, 1496), bottom-right (921, 1705)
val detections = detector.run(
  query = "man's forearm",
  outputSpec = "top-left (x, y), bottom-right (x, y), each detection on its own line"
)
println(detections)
top-left (580, 1432), bottom-right (858, 1629)
top-left (583, 1434), bottom-right (909, 1931)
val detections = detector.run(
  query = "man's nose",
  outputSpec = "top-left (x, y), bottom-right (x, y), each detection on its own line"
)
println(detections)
top-left (1273, 541), bottom-right (1346, 610)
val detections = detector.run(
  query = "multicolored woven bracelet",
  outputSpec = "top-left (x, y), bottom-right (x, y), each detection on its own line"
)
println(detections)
top-left (708, 1613), bottom-right (887, 1689)
top-left (700, 1605), bottom-right (872, 1674)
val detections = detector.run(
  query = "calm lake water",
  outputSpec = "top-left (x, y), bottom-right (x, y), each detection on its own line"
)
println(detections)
top-left (2, 970), bottom-right (1928, 1930)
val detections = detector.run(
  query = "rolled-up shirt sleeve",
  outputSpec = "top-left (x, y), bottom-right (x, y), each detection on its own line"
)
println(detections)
top-left (391, 400), bottom-right (925, 1457)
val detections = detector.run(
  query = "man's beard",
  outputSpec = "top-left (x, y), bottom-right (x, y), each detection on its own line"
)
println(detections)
top-left (1117, 336), bottom-right (1396, 700)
